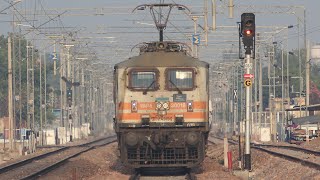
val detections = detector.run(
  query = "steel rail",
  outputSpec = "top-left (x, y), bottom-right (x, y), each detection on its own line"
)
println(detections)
top-left (208, 135), bottom-right (320, 171)
top-left (252, 146), bottom-right (320, 171)
top-left (0, 135), bottom-right (116, 174)
top-left (0, 146), bottom-right (68, 174)
top-left (21, 136), bottom-right (117, 179)
top-left (252, 144), bottom-right (320, 156)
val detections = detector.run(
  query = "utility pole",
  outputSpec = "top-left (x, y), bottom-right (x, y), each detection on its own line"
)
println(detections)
top-left (204, 0), bottom-right (209, 46)
top-left (32, 48), bottom-right (35, 130)
top-left (254, 47), bottom-right (258, 131)
top-left (53, 41), bottom-right (57, 76)
top-left (27, 42), bottom-right (30, 129)
top-left (8, 35), bottom-right (14, 151)
top-left (60, 44), bottom-right (65, 128)
top-left (286, 33), bottom-right (290, 109)
top-left (65, 45), bottom-right (74, 141)
top-left (281, 46), bottom-right (285, 141)
top-left (233, 66), bottom-right (238, 134)
top-left (258, 46), bottom-right (263, 138)
top-left (306, 40), bottom-right (310, 116)
top-left (211, 0), bottom-right (216, 31)
top-left (18, 28), bottom-right (22, 135)
top-left (298, 20), bottom-right (302, 117)
top-left (272, 41), bottom-right (276, 142)
top-left (44, 50), bottom-right (47, 133)
top-left (26, 42), bottom-right (35, 130)
top-left (81, 68), bottom-right (85, 127)
top-left (272, 43), bottom-right (276, 141)
top-left (304, 9), bottom-right (308, 116)
top-left (228, 0), bottom-right (234, 19)
top-left (39, 45), bottom-right (43, 146)
top-left (192, 16), bottom-right (199, 58)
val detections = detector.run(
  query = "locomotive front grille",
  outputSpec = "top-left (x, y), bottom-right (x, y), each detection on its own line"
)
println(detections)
top-left (127, 146), bottom-right (199, 165)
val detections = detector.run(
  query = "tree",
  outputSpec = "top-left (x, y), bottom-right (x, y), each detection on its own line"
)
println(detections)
top-left (0, 34), bottom-right (56, 130)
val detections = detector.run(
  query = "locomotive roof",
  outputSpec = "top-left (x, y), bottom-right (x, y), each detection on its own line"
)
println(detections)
top-left (115, 52), bottom-right (209, 68)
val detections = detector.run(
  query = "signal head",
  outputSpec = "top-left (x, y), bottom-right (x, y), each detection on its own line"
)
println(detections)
top-left (66, 88), bottom-right (72, 100)
top-left (241, 13), bottom-right (255, 52)
top-left (245, 29), bottom-right (253, 36)
top-left (241, 13), bottom-right (255, 37)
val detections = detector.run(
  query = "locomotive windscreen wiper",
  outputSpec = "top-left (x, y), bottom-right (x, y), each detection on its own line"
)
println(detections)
top-left (143, 80), bottom-right (156, 95)
top-left (169, 79), bottom-right (182, 94)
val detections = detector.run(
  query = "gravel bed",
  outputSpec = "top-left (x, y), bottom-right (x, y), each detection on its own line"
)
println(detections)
top-left (264, 147), bottom-right (320, 164)
top-left (0, 147), bottom-right (88, 179)
top-left (227, 143), bottom-right (320, 179)
top-left (302, 137), bottom-right (320, 151)
top-left (250, 148), bottom-right (320, 179)
top-left (256, 137), bottom-right (320, 152)
top-left (0, 134), bottom-right (108, 166)
top-left (38, 135), bottom-right (320, 180)
top-left (41, 142), bottom-right (133, 180)
top-left (0, 147), bottom-right (60, 166)
top-left (208, 135), bottom-right (320, 179)
top-left (193, 140), bottom-right (240, 180)
top-left (41, 139), bottom-right (240, 180)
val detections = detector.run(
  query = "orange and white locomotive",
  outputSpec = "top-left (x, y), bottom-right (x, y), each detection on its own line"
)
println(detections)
top-left (113, 41), bottom-right (210, 168)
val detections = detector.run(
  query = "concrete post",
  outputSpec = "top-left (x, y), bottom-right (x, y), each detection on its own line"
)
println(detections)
top-left (8, 35), bottom-right (14, 151)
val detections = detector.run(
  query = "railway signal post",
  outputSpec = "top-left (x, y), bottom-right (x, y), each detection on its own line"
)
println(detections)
top-left (240, 13), bottom-right (255, 171)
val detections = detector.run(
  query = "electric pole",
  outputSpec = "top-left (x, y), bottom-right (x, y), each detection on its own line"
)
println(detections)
top-left (211, 0), bottom-right (216, 31)
top-left (8, 35), bottom-right (14, 151)
top-left (39, 44), bottom-right (43, 146)
top-left (193, 16), bottom-right (199, 58)
top-left (306, 40), bottom-right (310, 116)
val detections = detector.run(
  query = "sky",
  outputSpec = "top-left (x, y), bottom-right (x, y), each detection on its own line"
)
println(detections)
top-left (38, 0), bottom-right (320, 41)
top-left (0, 0), bottom-right (319, 63)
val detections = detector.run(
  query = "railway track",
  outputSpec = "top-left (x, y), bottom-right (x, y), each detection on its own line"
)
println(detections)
top-left (209, 135), bottom-right (320, 171)
top-left (252, 144), bottom-right (320, 171)
top-left (0, 135), bottom-right (117, 179)
top-left (252, 144), bottom-right (320, 156)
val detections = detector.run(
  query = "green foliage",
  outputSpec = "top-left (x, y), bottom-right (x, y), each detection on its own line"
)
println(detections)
top-left (261, 45), bottom-right (320, 109)
top-left (0, 35), bottom-right (9, 117)
top-left (0, 34), bottom-right (56, 130)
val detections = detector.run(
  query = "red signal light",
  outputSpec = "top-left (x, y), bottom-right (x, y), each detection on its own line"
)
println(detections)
top-left (245, 30), bottom-right (252, 36)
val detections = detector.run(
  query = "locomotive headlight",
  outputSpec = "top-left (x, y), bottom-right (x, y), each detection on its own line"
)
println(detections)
top-left (187, 100), bottom-right (193, 112)
top-left (156, 102), bottom-right (162, 110)
top-left (158, 43), bottom-right (165, 49)
top-left (125, 132), bottom-right (139, 147)
top-left (131, 100), bottom-right (138, 112)
top-left (162, 102), bottom-right (169, 110)
top-left (186, 132), bottom-right (199, 146)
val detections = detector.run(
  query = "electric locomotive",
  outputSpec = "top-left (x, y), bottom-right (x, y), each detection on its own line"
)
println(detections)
top-left (113, 3), bottom-right (210, 169)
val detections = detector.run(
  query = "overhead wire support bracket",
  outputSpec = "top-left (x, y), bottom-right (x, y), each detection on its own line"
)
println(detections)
top-left (132, 3), bottom-right (190, 42)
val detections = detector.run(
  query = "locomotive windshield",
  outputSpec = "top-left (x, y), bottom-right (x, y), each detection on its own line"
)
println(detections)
top-left (166, 69), bottom-right (194, 90)
top-left (130, 71), bottom-right (158, 90)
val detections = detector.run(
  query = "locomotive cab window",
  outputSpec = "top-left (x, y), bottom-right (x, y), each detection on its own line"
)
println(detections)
top-left (129, 69), bottom-right (159, 91)
top-left (166, 69), bottom-right (195, 91)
